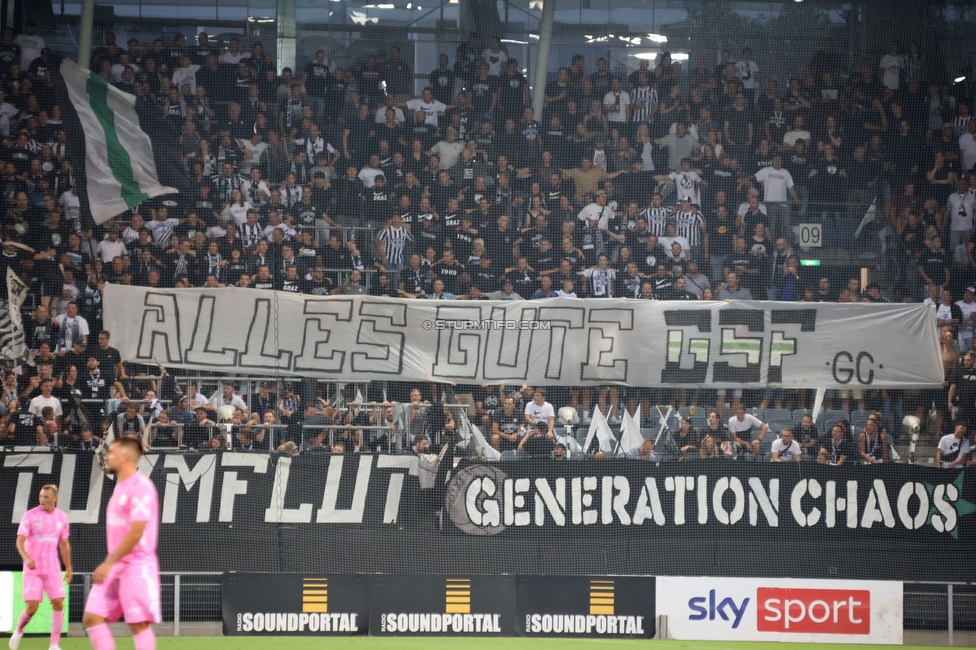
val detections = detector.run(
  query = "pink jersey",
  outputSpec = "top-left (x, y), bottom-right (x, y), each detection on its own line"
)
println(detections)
top-left (105, 472), bottom-right (158, 567)
top-left (17, 505), bottom-right (69, 574)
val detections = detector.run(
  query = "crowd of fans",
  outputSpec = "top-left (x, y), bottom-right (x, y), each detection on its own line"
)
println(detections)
top-left (0, 27), bottom-right (971, 304)
top-left (0, 22), bottom-right (972, 464)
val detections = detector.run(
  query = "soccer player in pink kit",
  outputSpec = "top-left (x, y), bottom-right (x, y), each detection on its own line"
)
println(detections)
top-left (82, 438), bottom-right (160, 650)
top-left (10, 485), bottom-right (72, 650)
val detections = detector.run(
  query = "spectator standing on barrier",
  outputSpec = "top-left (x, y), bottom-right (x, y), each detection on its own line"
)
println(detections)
top-left (937, 423), bottom-right (970, 468)
top-left (771, 427), bottom-right (802, 461)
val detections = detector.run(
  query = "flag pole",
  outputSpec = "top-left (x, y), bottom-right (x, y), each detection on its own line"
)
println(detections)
top-left (77, 0), bottom-right (96, 69)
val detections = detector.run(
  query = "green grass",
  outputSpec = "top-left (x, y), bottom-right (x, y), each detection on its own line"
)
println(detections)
top-left (11, 637), bottom-right (950, 650)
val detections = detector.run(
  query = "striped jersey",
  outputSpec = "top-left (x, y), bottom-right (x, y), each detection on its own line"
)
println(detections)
top-left (670, 209), bottom-right (706, 247)
top-left (581, 267), bottom-right (617, 297)
top-left (631, 85), bottom-right (657, 124)
top-left (239, 222), bottom-right (265, 247)
top-left (641, 205), bottom-right (671, 237)
top-left (377, 226), bottom-right (414, 266)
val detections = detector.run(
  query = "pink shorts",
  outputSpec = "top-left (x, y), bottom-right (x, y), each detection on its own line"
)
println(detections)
top-left (22, 571), bottom-right (65, 602)
top-left (84, 561), bottom-right (161, 624)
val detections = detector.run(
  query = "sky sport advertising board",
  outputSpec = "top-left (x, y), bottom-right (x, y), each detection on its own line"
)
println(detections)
top-left (656, 577), bottom-right (902, 644)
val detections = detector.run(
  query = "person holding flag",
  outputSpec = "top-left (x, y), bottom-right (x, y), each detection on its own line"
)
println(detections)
top-left (56, 58), bottom-right (178, 230)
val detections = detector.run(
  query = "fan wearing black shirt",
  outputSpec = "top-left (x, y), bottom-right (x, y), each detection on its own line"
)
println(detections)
top-left (818, 424), bottom-right (854, 466)
top-left (429, 54), bottom-right (457, 105)
top-left (11, 403), bottom-right (39, 446)
top-left (518, 421), bottom-right (555, 457)
top-left (431, 250), bottom-right (466, 294)
top-left (300, 266), bottom-right (332, 295)
top-left (528, 238), bottom-right (558, 274)
top-left (491, 397), bottom-right (523, 451)
top-left (277, 265), bottom-right (302, 293)
top-left (28, 211), bottom-right (67, 308)
top-left (400, 254), bottom-right (430, 296)
top-left (450, 216), bottom-right (479, 261)
top-left (469, 256), bottom-right (500, 293)
top-left (918, 235), bottom-right (949, 291)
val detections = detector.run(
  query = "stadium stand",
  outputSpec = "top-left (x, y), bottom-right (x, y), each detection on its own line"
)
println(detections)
top-left (0, 7), bottom-right (970, 474)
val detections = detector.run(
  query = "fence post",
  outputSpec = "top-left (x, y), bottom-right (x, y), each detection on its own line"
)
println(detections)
top-left (174, 574), bottom-right (181, 637)
top-left (946, 583), bottom-right (953, 646)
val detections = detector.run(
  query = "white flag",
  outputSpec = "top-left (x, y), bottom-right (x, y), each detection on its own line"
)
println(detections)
top-left (618, 407), bottom-right (646, 458)
top-left (0, 268), bottom-right (29, 364)
top-left (854, 199), bottom-right (877, 238)
top-left (582, 405), bottom-right (617, 454)
top-left (59, 59), bottom-right (177, 224)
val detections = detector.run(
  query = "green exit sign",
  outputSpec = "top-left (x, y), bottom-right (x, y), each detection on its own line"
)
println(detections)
top-left (800, 259), bottom-right (821, 266)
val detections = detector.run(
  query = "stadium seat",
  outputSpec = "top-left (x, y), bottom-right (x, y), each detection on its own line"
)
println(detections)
top-left (763, 408), bottom-right (792, 422)
top-left (851, 409), bottom-right (874, 423)
top-left (759, 437), bottom-right (775, 455)
top-left (766, 420), bottom-right (794, 437)
top-left (691, 414), bottom-right (708, 431)
top-left (792, 409), bottom-right (811, 422)
top-left (823, 409), bottom-right (850, 425)
top-left (499, 450), bottom-right (523, 460)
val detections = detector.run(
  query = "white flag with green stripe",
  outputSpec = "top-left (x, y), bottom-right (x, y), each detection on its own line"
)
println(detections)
top-left (59, 59), bottom-right (176, 224)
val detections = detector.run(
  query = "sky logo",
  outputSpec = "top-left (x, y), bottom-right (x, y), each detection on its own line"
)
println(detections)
top-left (688, 589), bottom-right (750, 629)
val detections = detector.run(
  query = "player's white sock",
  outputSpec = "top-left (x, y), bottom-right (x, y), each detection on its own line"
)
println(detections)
top-left (8, 629), bottom-right (23, 650)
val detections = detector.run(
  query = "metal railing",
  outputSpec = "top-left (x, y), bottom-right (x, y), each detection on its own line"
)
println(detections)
top-left (74, 572), bottom-right (222, 636)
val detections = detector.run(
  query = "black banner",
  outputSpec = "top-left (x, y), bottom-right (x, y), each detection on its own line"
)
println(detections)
top-left (223, 573), bottom-right (369, 635)
top-left (515, 576), bottom-right (655, 637)
top-left (369, 574), bottom-right (515, 635)
top-left (0, 452), bottom-right (423, 572)
top-left (445, 461), bottom-right (976, 546)
top-left (3, 453), bottom-right (976, 582)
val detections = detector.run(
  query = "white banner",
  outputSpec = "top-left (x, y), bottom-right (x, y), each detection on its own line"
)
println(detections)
top-left (103, 285), bottom-right (943, 388)
top-left (0, 268), bottom-right (29, 364)
top-left (657, 577), bottom-right (903, 644)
